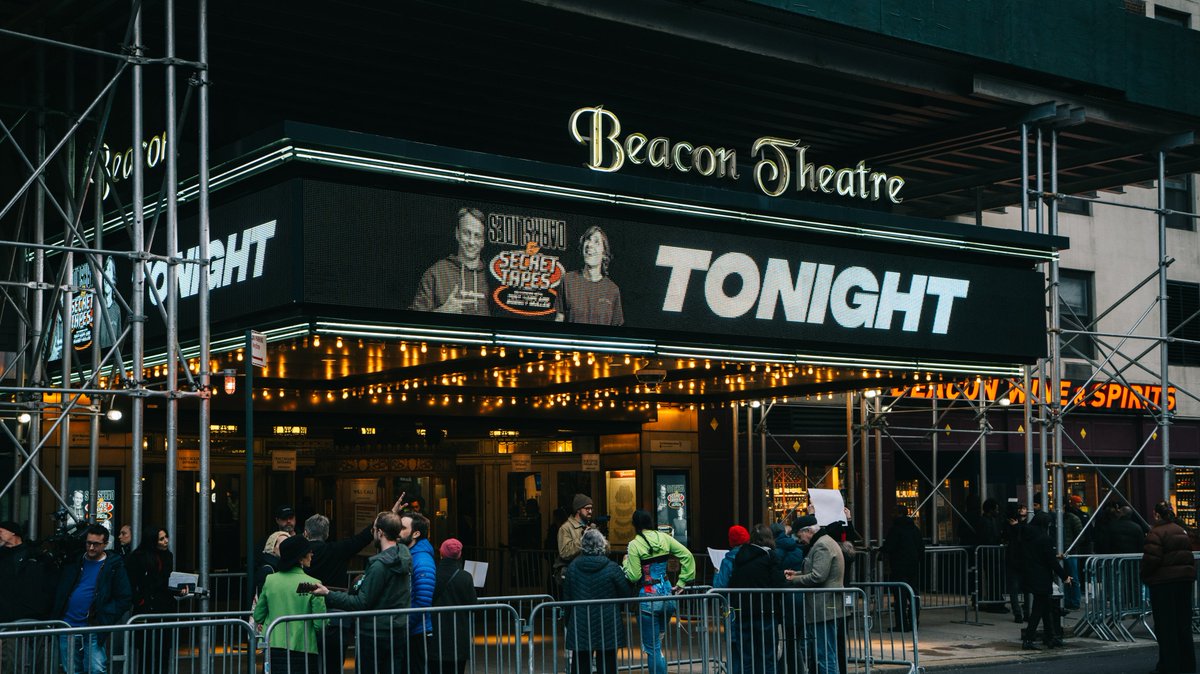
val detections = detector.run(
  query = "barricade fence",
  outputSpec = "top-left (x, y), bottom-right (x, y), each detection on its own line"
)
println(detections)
top-left (851, 583), bottom-right (921, 673)
top-left (0, 618), bottom-right (256, 674)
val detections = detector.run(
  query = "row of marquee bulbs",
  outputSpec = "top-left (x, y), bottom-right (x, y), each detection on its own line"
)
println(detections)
top-left (201, 387), bottom-right (851, 407)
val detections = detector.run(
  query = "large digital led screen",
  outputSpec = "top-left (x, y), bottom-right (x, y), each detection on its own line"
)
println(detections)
top-left (302, 181), bottom-right (1045, 362)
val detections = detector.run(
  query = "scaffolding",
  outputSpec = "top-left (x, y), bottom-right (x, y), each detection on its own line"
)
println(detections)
top-left (750, 118), bottom-right (1200, 553)
top-left (0, 1), bottom-right (215, 615)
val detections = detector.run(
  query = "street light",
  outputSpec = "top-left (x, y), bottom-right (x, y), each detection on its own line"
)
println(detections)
top-left (16, 412), bottom-right (31, 424)
top-left (223, 370), bottom-right (237, 395)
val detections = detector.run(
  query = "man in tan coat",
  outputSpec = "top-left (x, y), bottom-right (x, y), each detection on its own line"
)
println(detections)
top-left (785, 517), bottom-right (846, 674)
top-left (553, 494), bottom-right (593, 591)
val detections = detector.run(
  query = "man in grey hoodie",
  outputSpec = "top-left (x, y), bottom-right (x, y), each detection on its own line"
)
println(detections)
top-left (313, 511), bottom-right (413, 674)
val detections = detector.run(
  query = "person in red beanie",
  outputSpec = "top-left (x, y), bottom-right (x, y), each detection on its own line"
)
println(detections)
top-left (715, 526), bottom-right (749, 589)
top-left (430, 538), bottom-right (477, 674)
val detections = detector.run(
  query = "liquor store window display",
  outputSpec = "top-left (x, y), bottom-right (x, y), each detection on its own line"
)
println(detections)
top-left (896, 479), bottom-right (921, 531)
top-left (1175, 468), bottom-right (1198, 528)
top-left (769, 462), bottom-right (846, 522)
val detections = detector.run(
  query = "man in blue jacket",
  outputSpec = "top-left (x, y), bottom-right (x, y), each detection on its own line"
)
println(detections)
top-left (400, 512), bottom-right (436, 674)
top-left (53, 525), bottom-right (132, 674)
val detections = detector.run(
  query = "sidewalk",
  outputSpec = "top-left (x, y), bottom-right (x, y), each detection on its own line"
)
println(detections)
top-left (915, 607), bottom-right (1157, 670)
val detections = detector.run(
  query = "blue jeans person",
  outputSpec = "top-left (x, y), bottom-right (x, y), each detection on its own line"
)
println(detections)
top-left (803, 620), bottom-right (838, 674)
top-left (58, 634), bottom-right (108, 674)
top-left (1062, 557), bottom-right (1080, 609)
top-left (637, 609), bottom-right (669, 674)
top-left (737, 616), bottom-right (776, 674)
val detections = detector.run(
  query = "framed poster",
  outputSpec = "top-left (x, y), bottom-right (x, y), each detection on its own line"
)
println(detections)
top-left (654, 470), bottom-right (689, 547)
top-left (605, 470), bottom-right (637, 545)
top-left (66, 474), bottom-right (119, 548)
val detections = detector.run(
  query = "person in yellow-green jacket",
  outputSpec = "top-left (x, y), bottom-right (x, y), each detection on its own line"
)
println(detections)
top-left (622, 510), bottom-right (695, 674)
top-left (252, 535), bottom-right (327, 674)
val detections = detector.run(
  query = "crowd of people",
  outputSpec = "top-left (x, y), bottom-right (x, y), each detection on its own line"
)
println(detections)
top-left (2, 491), bottom-right (1197, 674)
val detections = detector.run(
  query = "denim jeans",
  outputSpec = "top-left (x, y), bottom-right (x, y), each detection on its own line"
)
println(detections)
top-left (803, 620), bottom-right (838, 674)
top-left (58, 634), bottom-right (107, 674)
top-left (1062, 558), bottom-right (1080, 609)
top-left (637, 610), bottom-right (668, 674)
top-left (737, 616), bottom-right (776, 674)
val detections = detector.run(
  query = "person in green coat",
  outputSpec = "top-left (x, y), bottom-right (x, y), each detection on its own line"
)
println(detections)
top-left (313, 511), bottom-right (413, 674)
top-left (252, 535), bottom-right (327, 674)
top-left (622, 510), bottom-right (695, 674)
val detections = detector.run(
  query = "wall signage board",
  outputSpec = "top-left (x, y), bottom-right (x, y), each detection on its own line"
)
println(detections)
top-left (569, 106), bottom-right (906, 204)
top-left (272, 450), bottom-right (297, 471)
top-left (893, 378), bottom-right (1177, 413)
top-left (304, 181), bottom-right (1045, 362)
top-left (581, 453), bottom-right (600, 472)
top-left (511, 454), bottom-right (532, 471)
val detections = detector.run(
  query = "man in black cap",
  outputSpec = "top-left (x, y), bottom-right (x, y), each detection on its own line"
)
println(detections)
top-left (274, 505), bottom-right (296, 535)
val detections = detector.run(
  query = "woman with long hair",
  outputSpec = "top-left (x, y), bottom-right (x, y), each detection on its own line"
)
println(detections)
top-left (622, 510), bottom-right (695, 674)
top-left (125, 527), bottom-right (187, 673)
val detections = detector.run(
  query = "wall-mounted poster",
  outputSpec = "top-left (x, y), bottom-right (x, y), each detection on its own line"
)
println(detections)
top-left (605, 470), bottom-right (637, 546)
top-left (66, 475), bottom-right (118, 548)
top-left (655, 471), bottom-right (689, 547)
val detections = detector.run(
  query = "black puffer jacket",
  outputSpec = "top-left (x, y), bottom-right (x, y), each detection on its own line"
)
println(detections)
top-left (1018, 513), bottom-right (1068, 595)
top-left (1141, 520), bottom-right (1197, 585)
top-left (0, 543), bottom-right (56, 621)
top-left (431, 558), bottom-right (479, 662)
top-left (563, 553), bottom-right (630, 651)
top-left (1107, 514), bottom-right (1146, 554)
top-left (730, 544), bottom-right (784, 618)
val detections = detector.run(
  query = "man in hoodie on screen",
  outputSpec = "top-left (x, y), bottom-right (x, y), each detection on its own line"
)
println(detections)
top-left (411, 207), bottom-right (491, 315)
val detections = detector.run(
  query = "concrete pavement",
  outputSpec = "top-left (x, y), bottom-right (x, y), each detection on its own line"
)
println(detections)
top-left (914, 606), bottom-right (1166, 671)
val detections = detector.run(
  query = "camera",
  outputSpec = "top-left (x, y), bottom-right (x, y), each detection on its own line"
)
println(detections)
top-left (635, 368), bottom-right (667, 388)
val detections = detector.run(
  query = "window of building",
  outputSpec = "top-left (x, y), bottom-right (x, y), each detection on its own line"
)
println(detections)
top-left (1059, 270), bottom-right (1095, 360)
top-left (1154, 5), bottom-right (1191, 26)
top-left (1167, 280), bottom-right (1200, 366)
top-left (1166, 175), bottom-right (1194, 230)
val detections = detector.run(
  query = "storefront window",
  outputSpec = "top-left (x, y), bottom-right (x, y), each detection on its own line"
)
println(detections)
top-left (1176, 468), bottom-right (1198, 528)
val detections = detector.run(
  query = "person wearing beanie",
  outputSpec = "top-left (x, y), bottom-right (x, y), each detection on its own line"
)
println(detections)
top-left (773, 520), bottom-right (806, 674)
top-left (553, 493), bottom-right (594, 592)
top-left (430, 537), bottom-right (478, 674)
top-left (0, 519), bottom-right (55, 627)
top-left (714, 526), bottom-right (749, 589)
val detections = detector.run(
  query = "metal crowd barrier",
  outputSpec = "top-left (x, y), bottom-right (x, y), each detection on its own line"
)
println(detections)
top-left (971, 544), bottom-right (1008, 621)
top-left (916, 546), bottom-right (971, 621)
top-left (260, 603), bottom-right (521, 674)
top-left (0, 618), bottom-right (256, 674)
top-left (851, 583), bottom-right (921, 674)
top-left (1073, 553), bottom-right (1152, 642)
top-left (528, 593), bottom-right (728, 674)
top-left (0, 620), bottom-right (70, 674)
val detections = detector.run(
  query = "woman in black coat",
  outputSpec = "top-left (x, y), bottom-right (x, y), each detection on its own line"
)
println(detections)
top-left (1018, 512), bottom-right (1071, 650)
top-left (125, 527), bottom-right (187, 673)
top-left (563, 528), bottom-right (630, 674)
top-left (729, 524), bottom-right (784, 674)
top-left (430, 538), bottom-right (479, 674)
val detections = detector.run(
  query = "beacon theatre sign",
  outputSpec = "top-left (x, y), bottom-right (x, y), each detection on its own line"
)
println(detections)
top-left (569, 105), bottom-right (907, 202)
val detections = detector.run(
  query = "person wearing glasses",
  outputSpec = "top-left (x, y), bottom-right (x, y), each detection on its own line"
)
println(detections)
top-left (52, 524), bottom-right (132, 674)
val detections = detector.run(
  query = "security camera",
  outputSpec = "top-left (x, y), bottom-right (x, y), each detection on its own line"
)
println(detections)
top-left (635, 368), bottom-right (667, 387)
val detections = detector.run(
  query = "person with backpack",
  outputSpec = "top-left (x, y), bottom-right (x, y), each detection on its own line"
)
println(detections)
top-left (622, 510), bottom-right (695, 674)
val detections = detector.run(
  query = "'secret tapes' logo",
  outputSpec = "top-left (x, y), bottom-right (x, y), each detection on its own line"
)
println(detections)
top-left (490, 241), bottom-right (565, 316)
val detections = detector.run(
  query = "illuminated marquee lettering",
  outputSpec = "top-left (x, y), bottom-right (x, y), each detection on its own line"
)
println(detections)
top-left (147, 220), bottom-right (276, 306)
top-left (893, 378), bottom-right (1177, 413)
top-left (95, 131), bottom-right (169, 201)
top-left (569, 106), bottom-right (739, 180)
top-left (570, 106), bottom-right (905, 203)
top-left (655, 245), bottom-right (968, 335)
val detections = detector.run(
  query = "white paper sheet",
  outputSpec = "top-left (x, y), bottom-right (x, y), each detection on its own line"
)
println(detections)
top-left (707, 547), bottom-right (729, 570)
top-left (463, 560), bottom-right (489, 588)
top-left (808, 488), bottom-right (847, 526)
